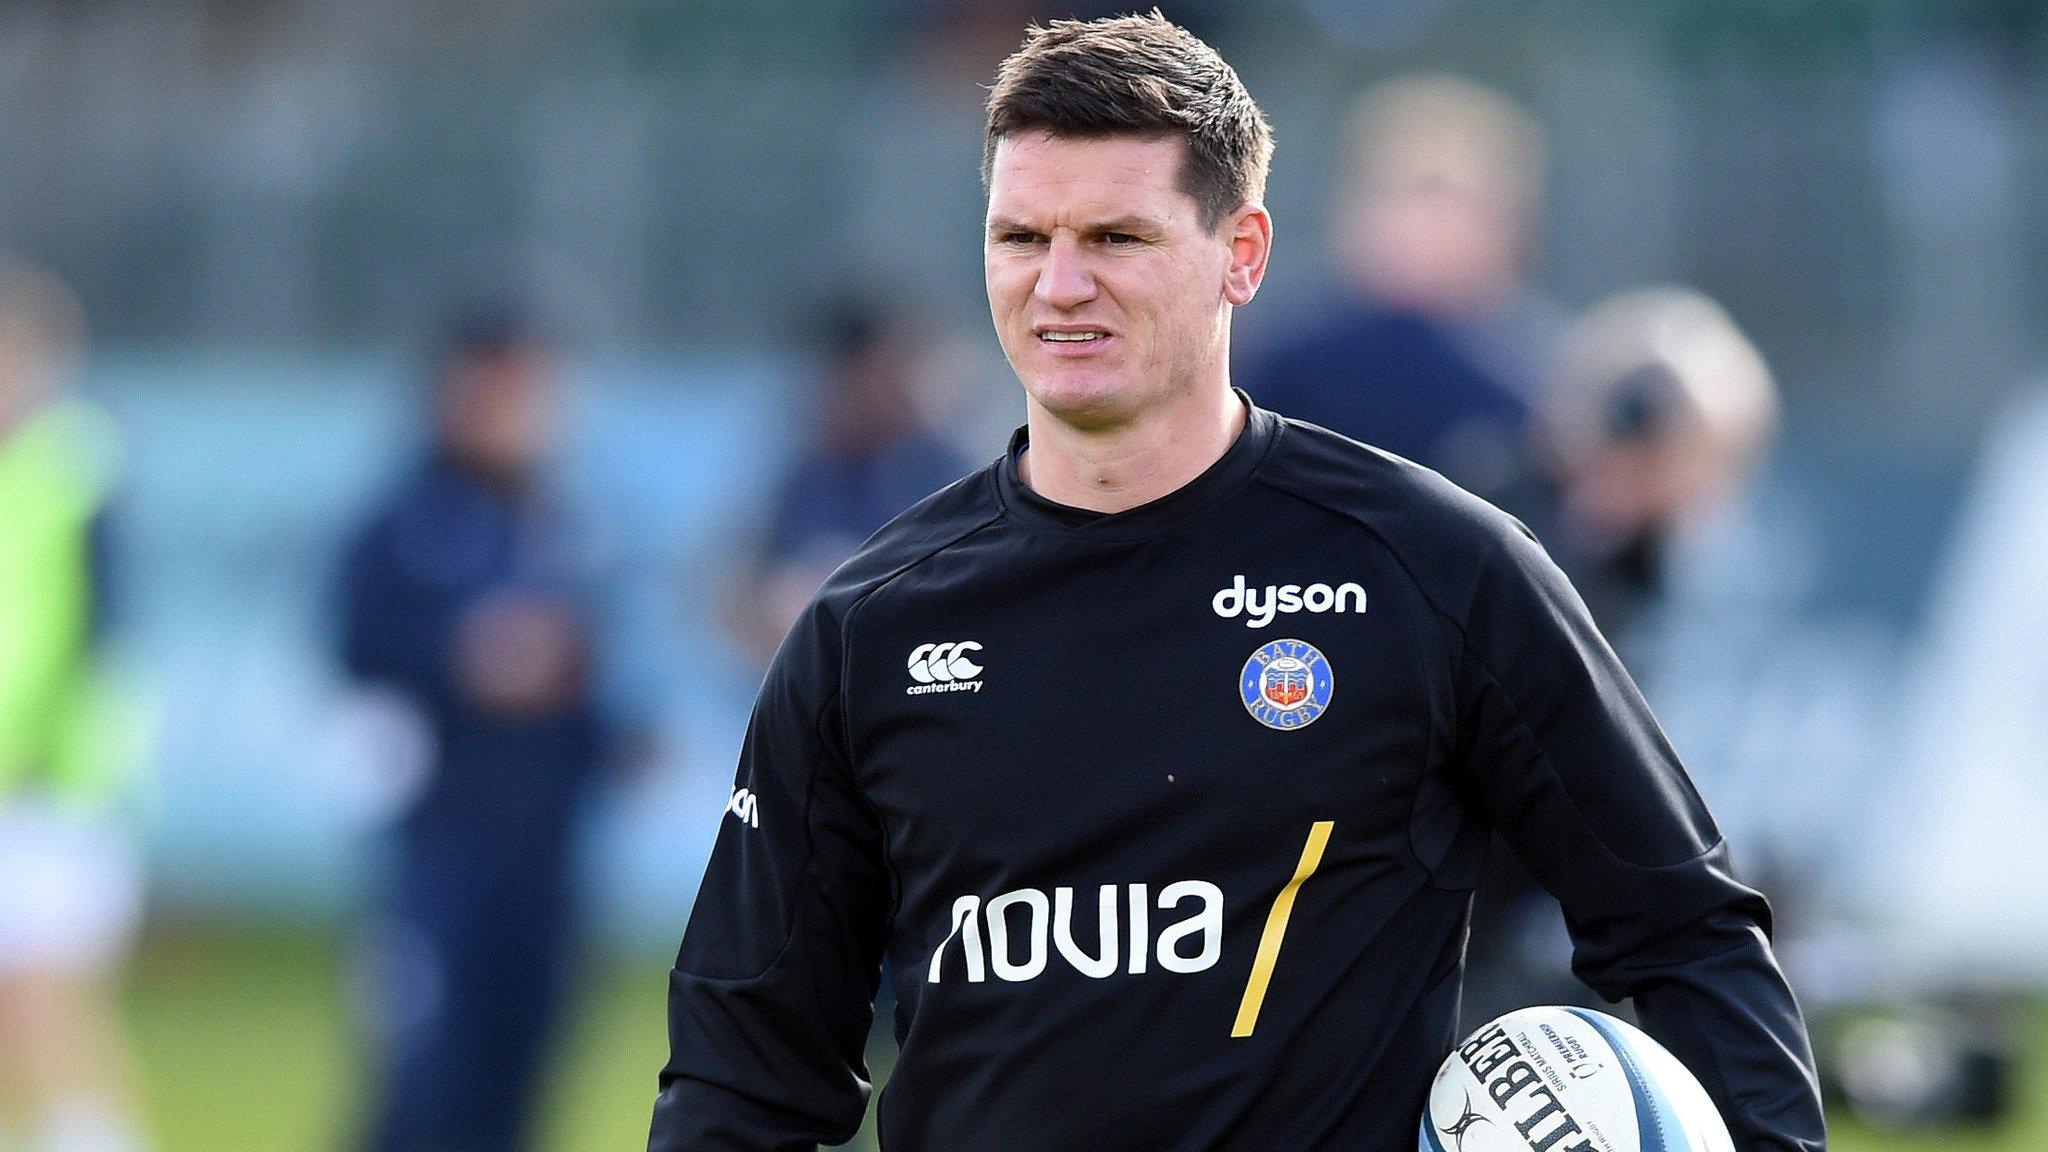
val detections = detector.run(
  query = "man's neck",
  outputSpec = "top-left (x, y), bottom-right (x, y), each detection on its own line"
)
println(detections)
top-left (1018, 384), bottom-right (1248, 514)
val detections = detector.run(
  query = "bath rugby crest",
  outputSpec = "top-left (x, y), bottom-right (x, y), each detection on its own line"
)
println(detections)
top-left (1239, 638), bottom-right (1334, 730)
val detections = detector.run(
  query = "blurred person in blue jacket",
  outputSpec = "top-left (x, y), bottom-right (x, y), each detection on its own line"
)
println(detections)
top-left (728, 300), bottom-right (971, 666)
top-left (1243, 74), bottom-right (1563, 501)
top-left (0, 257), bottom-right (150, 1152)
top-left (340, 305), bottom-right (615, 1152)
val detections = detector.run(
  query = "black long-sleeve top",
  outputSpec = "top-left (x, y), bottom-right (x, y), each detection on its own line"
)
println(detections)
top-left (649, 399), bottom-right (1825, 1152)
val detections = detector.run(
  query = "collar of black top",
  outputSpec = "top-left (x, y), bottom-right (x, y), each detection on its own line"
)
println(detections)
top-left (997, 389), bottom-right (1281, 540)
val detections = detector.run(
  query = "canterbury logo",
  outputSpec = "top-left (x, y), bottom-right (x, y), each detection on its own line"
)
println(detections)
top-left (907, 641), bottom-right (984, 696)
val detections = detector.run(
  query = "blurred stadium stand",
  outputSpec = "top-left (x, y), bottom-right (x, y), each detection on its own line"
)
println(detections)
top-left (0, 1), bottom-right (2035, 449)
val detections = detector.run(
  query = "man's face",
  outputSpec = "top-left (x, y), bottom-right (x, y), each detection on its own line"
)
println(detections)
top-left (1345, 173), bottom-right (1522, 317)
top-left (439, 346), bottom-right (558, 478)
top-left (985, 131), bottom-right (1261, 429)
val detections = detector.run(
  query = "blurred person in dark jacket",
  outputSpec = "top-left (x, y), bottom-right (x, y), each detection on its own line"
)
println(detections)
top-left (1246, 91), bottom-right (1580, 1025)
top-left (339, 306), bottom-right (615, 1152)
top-left (1243, 74), bottom-right (1563, 500)
top-left (0, 257), bottom-right (149, 1152)
top-left (728, 301), bottom-right (971, 666)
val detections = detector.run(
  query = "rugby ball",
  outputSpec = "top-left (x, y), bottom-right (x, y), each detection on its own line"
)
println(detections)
top-left (1419, 1006), bottom-right (1734, 1152)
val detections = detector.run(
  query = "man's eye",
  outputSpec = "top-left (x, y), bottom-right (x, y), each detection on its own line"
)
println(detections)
top-left (1103, 232), bottom-right (1138, 246)
top-left (998, 232), bottom-right (1042, 245)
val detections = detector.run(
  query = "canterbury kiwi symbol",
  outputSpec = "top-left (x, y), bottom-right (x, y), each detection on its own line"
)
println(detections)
top-left (908, 641), bottom-right (984, 684)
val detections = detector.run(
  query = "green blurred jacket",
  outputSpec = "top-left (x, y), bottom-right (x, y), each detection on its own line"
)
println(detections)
top-left (0, 399), bottom-right (137, 809)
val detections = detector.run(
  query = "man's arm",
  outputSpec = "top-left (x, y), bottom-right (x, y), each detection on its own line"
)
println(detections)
top-left (338, 514), bottom-right (452, 701)
top-left (1451, 519), bottom-right (1827, 1152)
top-left (648, 596), bottom-right (890, 1152)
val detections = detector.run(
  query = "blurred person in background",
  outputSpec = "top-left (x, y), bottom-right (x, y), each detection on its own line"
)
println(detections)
top-left (1530, 286), bottom-right (1779, 638)
top-left (338, 305), bottom-right (617, 1152)
top-left (1243, 74), bottom-right (1563, 502)
top-left (1462, 285), bottom-right (1782, 1029)
top-left (727, 299), bottom-right (970, 667)
top-left (0, 257), bottom-right (149, 1152)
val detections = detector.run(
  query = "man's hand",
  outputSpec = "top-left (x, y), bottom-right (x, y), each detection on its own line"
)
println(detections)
top-left (451, 591), bottom-right (588, 717)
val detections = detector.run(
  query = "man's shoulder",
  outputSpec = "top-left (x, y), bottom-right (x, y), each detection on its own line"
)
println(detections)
top-left (814, 460), bottom-right (1005, 608)
top-left (767, 463), bottom-right (1002, 686)
top-left (1260, 414), bottom-right (1532, 599)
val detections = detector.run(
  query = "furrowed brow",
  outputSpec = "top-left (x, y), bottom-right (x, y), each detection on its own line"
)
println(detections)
top-left (1090, 216), bottom-right (1166, 236)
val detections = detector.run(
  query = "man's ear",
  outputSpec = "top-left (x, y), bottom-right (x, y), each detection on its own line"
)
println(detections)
top-left (1222, 203), bottom-right (1272, 307)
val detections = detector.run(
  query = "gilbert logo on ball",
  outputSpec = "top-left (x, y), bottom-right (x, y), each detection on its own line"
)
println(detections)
top-left (1419, 1006), bottom-right (1733, 1152)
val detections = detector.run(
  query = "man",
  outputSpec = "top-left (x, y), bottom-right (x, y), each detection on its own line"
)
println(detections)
top-left (649, 14), bottom-right (1825, 1152)
top-left (0, 257), bottom-right (150, 1152)
top-left (1242, 74), bottom-right (1563, 502)
top-left (341, 306), bottom-right (615, 1152)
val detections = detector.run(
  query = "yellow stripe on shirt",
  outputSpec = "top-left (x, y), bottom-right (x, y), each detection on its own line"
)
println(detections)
top-left (1232, 820), bottom-right (1334, 1038)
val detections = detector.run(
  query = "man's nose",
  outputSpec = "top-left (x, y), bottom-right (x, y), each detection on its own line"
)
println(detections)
top-left (1034, 235), bottom-right (1097, 310)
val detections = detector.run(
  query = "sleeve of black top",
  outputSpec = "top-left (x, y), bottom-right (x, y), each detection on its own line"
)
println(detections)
top-left (1450, 519), bottom-right (1827, 1152)
top-left (647, 597), bottom-right (890, 1152)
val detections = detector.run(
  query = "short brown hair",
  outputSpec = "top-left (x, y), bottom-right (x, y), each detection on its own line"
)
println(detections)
top-left (983, 10), bottom-right (1273, 230)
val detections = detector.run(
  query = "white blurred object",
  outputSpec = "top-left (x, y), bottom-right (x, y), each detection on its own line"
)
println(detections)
top-left (1878, 387), bottom-right (2048, 982)
top-left (38, 1092), bottom-right (147, 1152)
top-left (0, 800), bottom-right (143, 976)
top-left (311, 685), bottom-right (436, 827)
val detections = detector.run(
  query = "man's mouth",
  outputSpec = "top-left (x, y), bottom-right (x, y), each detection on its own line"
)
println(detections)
top-left (1037, 329), bottom-right (1109, 344)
